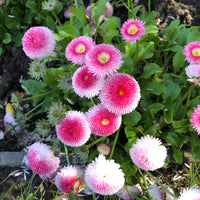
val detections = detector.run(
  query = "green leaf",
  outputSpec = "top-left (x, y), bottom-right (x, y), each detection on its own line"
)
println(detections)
top-left (83, 24), bottom-right (94, 37)
top-left (148, 103), bottom-right (164, 117)
top-left (172, 146), bottom-right (183, 164)
top-left (146, 25), bottom-right (159, 34)
top-left (11, 6), bottom-right (24, 19)
top-left (142, 63), bottom-right (162, 78)
top-left (187, 29), bottom-right (200, 43)
top-left (26, 1), bottom-right (38, 13)
top-left (173, 50), bottom-right (186, 72)
top-left (54, 1), bottom-right (63, 15)
top-left (5, 17), bottom-right (20, 29)
top-left (104, 30), bottom-right (119, 43)
top-left (123, 110), bottom-right (141, 127)
top-left (100, 16), bottom-right (121, 31)
top-left (164, 109), bottom-right (173, 124)
top-left (12, 31), bottom-right (23, 46)
top-left (121, 160), bottom-right (138, 178)
top-left (69, 7), bottom-right (87, 27)
top-left (124, 126), bottom-right (137, 139)
top-left (90, 0), bottom-right (108, 19)
top-left (3, 33), bottom-right (11, 44)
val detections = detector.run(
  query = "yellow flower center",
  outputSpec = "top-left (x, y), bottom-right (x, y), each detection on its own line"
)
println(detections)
top-left (98, 53), bottom-right (110, 63)
top-left (119, 90), bottom-right (125, 95)
top-left (102, 119), bottom-right (109, 125)
top-left (84, 75), bottom-right (88, 80)
top-left (192, 48), bottom-right (200, 57)
top-left (75, 44), bottom-right (85, 53)
top-left (128, 25), bottom-right (138, 35)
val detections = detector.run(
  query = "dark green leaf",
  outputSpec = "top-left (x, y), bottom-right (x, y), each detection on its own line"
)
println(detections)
top-left (104, 30), bottom-right (119, 43)
top-left (173, 50), bottom-right (186, 72)
top-left (90, 0), bottom-right (108, 19)
top-left (123, 110), bottom-right (141, 127)
top-left (142, 63), bottom-right (162, 78)
top-left (172, 146), bottom-right (183, 164)
top-left (3, 33), bottom-right (11, 44)
top-left (69, 7), bottom-right (87, 27)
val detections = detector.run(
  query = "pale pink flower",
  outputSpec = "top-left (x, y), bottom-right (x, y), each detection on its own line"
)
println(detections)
top-left (56, 111), bottom-right (91, 147)
top-left (65, 36), bottom-right (96, 65)
top-left (22, 26), bottom-right (56, 59)
top-left (116, 185), bottom-right (140, 200)
top-left (0, 130), bottom-right (4, 140)
top-left (129, 135), bottom-right (167, 171)
top-left (55, 166), bottom-right (84, 194)
top-left (103, 2), bottom-right (114, 17)
top-left (64, 7), bottom-right (74, 18)
top-left (27, 142), bottom-right (60, 174)
top-left (4, 112), bottom-right (17, 129)
top-left (185, 64), bottom-right (200, 86)
top-left (86, 104), bottom-right (122, 136)
top-left (121, 18), bottom-right (146, 43)
top-left (39, 171), bottom-right (57, 182)
top-left (190, 105), bottom-right (200, 134)
top-left (72, 66), bottom-right (104, 98)
top-left (99, 73), bottom-right (141, 115)
top-left (183, 41), bottom-right (200, 64)
top-left (178, 187), bottom-right (200, 200)
top-left (85, 44), bottom-right (123, 78)
top-left (148, 184), bottom-right (164, 200)
top-left (85, 154), bottom-right (125, 195)
top-left (97, 144), bottom-right (110, 155)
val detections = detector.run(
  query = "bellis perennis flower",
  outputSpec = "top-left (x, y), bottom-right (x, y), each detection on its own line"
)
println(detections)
top-left (148, 184), bottom-right (164, 200)
top-left (177, 187), bottom-right (200, 200)
top-left (97, 144), bottom-right (110, 155)
top-left (116, 185), bottom-right (140, 200)
top-left (65, 36), bottom-right (96, 65)
top-left (85, 44), bottom-right (123, 78)
top-left (27, 142), bottom-right (60, 174)
top-left (185, 64), bottom-right (200, 86)
top-left (85, 154), bottom-right (125, 195)
top-left (86, 104), bottom-right (122, 136)
top-left (190, 105), bottom-right (200, 135)
top-left (129, 135), bottom-right (167, 171)
top-left (22, 26), bottom-right (56, 60)
top-left (121, 18), bottom-right (146, 43)
top-left (55, 166), bottom-right (84, 194)
top-left (183, 41), bottom-right (200, 64)
top-left (64, 7), bottom-right (74, 18)
top-left (72, 66), bottom-right (104, 98)
top-left (99, 73), bottom-right (141, 115)
top-left (56, 111), bottom-right (91, 147)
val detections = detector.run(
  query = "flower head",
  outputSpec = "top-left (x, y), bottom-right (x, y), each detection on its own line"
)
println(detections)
top-left (35, 119), bottom-right (50, 137)
top-left (57, 72), bottom-right (72, 92)
top-left (121, 18), bottom-right (146, 43)
top-left (99, 73), bottom-right (141, 115)
top-left (178, 187), bottom-right (200, 200)
top-left (85, 154), bottom-right (125, 195)
top-left (86, 104), bottom-right (122, 136)
top-left (148, 184), bottom-right (164, 200)
top-left (103, 2), bottom-right (114, 17)
top-left (116, 185), bottom-right (140, 200)
top-left (72, 66), bottom-right (104, 98)
top-left (42, 0), bottom-right (57, 11)
top-left (55, 166), bottom-right (84, 194)
top-left (183, 41), bottom-right (200, 64)
top-left (185, 64), bottom-right (200, 86)
top-left (64, 7), bottom-right (74, 18)
top-left (190, 105), bottom-right (200, 134)
top-left (22, 26), bottom-right (56, 60)
top-left (97, 144), bottom-right (110, 155)
top-left (27, 142), bottom-right (60, 174)
top-left (56, 111), bottom-right (91, 147)
top-left (129, 135), bottom-right (167, 171)
top-left (85, 44), bottom-right (123, 78)
top-left (65, 36), bottom-right (96, 65)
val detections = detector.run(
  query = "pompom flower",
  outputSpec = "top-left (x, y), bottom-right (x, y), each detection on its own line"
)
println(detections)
top-left (27, 142), bottom-right (60, 174)
top-left (177, 187), bottom-right (200, 200)
top-left (116, 185), bottom-right (140, 200)
top-left (65, 36), bottom-right (96, 65)
top-left (183, 41), bottom-right (200, 64)
top-left (85, 154), bottom-right (125, 195)
top-left (185, 64), bottom-right (200, 86)
top-left (129, 135), bottom-right (167, 171)
top-left (85, 44), bottom-right (123, 78)
top-left (120, 18), bottom-right (146, 43)
top-left (103, 2), bottom-right (114, 17)
top-left (55, 166), bottom-right (84, 194)
top-left (4, 112), bottom-right (17, 129)
top-left (86, 104), bottom-right (122, 136)
top-left (72, 66), bottom-right (104, 98)
top-left (148, 184), bottom-right (164, 200)
top-left (97, 144), bottom-right (110, 155)
top-left (99, 73), bottom-right (141, 115)
top-left (56, 111), bottom-right (91, 147)
top-left (22, 26), bottom-right (56, 60)
top-left (190, 105), bottom-right (200, 134)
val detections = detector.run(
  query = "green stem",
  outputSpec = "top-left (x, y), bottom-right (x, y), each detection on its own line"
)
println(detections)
top-left (145, 170), bottom-right (178, 199)
top-left (26, 109), bottom-right (44, 120)
top-left (128, 0), bottom-right (130, 19)
top-left (148, 0), bottom-right (151, 20)
top-left (22, 91), bottom-right (53, 101)
top-left (25, 102), bottom-right (43, 117)
top-left (109, 128), bottom-right (120, 160)
top-left (64, 144), bottom-right (70, 166)
top-left (51, 139), bottom-right (60, 153)
top-left (92, 191), bottom-right (96, 200)
top-left (87, 136), bottom-right (107, 149)
top-left (51, 10), bottom-right (62, 26)
top-left (75, 0), bottom-right (78, 8)
top-left (187, 94), bottom-right (200, 109)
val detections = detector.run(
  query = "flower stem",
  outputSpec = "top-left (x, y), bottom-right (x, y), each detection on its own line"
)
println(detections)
top-left (25, 102), bottom-right (43, 117)
top-left (64, 144), bottom-right (70, 166)
top-left (109, 128), bottom-right (120, 160)
top-left (92, 191), bottom-right (96, 200)
top-left (51, 139), bottom-right (60, 153)
top-left (51, 10), bottom-right (62, 26)
top-left (148, 0), bottom-right (151, 20)
top-left (22, 91), bottom-right (53, 102)
top-left (87, 136), bottom-right (107, 149)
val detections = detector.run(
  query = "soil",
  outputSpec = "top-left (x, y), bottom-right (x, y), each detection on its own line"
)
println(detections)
top-left (1, 0), bottom-right (200, 199)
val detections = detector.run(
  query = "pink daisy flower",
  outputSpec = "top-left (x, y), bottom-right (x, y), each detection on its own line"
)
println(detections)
top-left (85, 154), bottom-right (125, 195)
top-left (55, 166), bottom-right (84, 194)
top-left (148, 184), bottom-right (164, 200)
top-left (27, 142), bottom-right (60, 174)
top-left (183, 41), bottom-right (200, 64)
top-left (65, 36), bottom-right (96, 65)
top-left (86, 104), bottom-right (122, 136)
top-left (64, 7), bottom-right (74, 18)
top-left (116, 185), bottom-right (140, 200)
top-left (190, 105), bottom-right (200, 134)
top-left (85, 44), bottom-right (123, 78)
top-left (121, 18), bottom-right (146, 43)
top-left (97, 144), bottom-right (110, 155)
top-left (99, 73), bottom-right (141, 115)
top-left (103, 2), bottom-right (114, 17)
top-left (39, 171), bottom-right (57, 182)
top-left (185, 64), bottom-right (200, 86)
top-left (22, 26), bottom-right (56, 60)
top-left (178, 187), bottom-right (200, 200)
top-left (4, 112), bottom-right (17, 129)
top-left (72, 66), bottom-right (104, 98)
top-left (56, 111), bottom-right (91, 147)
top-left (129, 135), bottom-right (167, 171)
